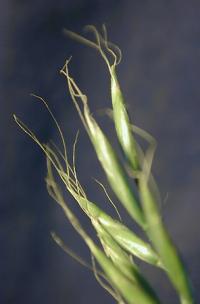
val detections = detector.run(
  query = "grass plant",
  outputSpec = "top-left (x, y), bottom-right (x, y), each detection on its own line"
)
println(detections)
top-left (14, 26), bottom-right (194, 304)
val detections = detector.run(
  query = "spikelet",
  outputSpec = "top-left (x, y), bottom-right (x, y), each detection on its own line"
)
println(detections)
top-left (13, 106), bottom-right (161, 268)
top-left (46, 157), bottom-right (159, 304)
top-left (60, 60), bottom-right (145, 228)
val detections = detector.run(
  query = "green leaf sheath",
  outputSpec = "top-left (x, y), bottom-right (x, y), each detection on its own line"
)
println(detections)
top-left (139, 177), bottom-right (194, 304)
top-left (111, 66), bottom-right (140, 171)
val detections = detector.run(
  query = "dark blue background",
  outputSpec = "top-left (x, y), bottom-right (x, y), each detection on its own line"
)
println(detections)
top-left (1, 1), bottom-right (200, 303)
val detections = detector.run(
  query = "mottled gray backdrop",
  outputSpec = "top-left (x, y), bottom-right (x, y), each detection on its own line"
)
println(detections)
top-left (1, 0), bottom-right (200, 303)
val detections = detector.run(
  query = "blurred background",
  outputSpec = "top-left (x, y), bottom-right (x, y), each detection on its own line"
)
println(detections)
top-left (1, 0), bottom-right (200, 303)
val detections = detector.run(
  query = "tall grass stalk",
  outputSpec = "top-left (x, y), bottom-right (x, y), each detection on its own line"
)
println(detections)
top-left (14, 26), bottom-right (194, 304)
